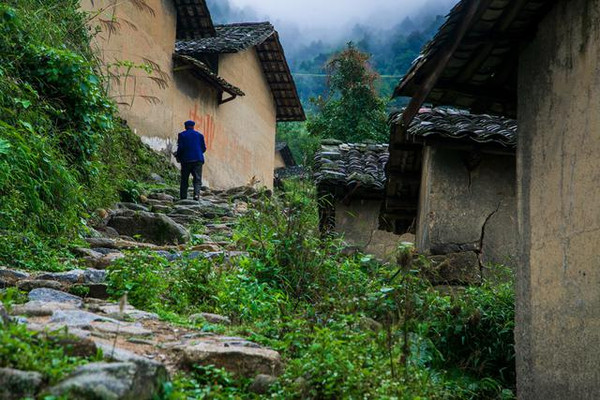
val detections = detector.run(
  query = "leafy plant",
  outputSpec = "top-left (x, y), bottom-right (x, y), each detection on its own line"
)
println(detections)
top-left (307, 43), bottom-right (389, 143)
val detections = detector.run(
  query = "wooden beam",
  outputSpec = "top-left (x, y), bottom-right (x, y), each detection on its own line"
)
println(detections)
top-left (399, 0), bottom-right (494, 128)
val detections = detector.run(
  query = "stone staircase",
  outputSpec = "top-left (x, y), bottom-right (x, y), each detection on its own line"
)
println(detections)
top-left (0, 186), bottom-right (281, 399)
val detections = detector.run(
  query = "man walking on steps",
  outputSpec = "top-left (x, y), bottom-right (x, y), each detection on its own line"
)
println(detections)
top-left (175, 120), bottom-right (206, 201)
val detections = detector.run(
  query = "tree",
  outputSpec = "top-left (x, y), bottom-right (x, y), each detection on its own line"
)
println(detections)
top-left (307, 43), bottom-right (389, 143)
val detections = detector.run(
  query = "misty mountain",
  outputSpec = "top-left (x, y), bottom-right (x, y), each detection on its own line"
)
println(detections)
top-left (207, 0), bottom-right (450, 110)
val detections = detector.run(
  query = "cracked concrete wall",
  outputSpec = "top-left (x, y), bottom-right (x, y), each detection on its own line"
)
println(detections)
top-left (416, 146), bottom-right (517, 266)
top-left (517, 0), bottom-right (600, 397)
top-left (335, 199), bottom-right (407, 261)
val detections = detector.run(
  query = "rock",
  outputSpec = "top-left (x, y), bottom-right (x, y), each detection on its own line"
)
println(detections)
top-left (175, 199), bottom-right (200, 206)
top-left (91, 247), bottom-right (124, 255)
top-left (0, 268), bottom-right (29, 281)
top-left (151, 205), bottom-right (172, 213)
top-left (73, 247), bottom-right (104, 258)
top-left (50, 310), bottom-right (117, 327)
top-left (97, 226), bottom-right (120, 238)
top-left (96, 304), bottom-right (159, 321)
top-left (425, 251), bottom-right (481, 285)
top-left (0, 268), bottom-right (29, 288)
top-left (10, 301), bottom-right (79, 317)
top-left (52, 336), bottom-right (98, 358)
top-left (28, 288), bottom-right (83, 305)
top-left (182, 342), bottom-right (282, 377)
top-left (18, 279), bottom-right (64, 291)
top-left (0, 368), bottom-right (43, 400)
top-left (189, 243), bottom-right (221, 252)
top-left (94, 342), bottom-right (169, 399)
top-left (169, 206), bottom-right (198, 216)
top-left (190, 312), bottom-right (231, 325)
top-left (48, 362), bottom-right (140, 400)
top-left (107, 210), bottom-right (189, 245)
top-left (93, 321), bottom-right (154, 337)
top-left (149, 173), bottom-right (165, 184)
top-left (82, 252), bottom-right (125, 269)
top-left (86, 237), bottom-right (159, 250)
top-left (86, 237), bottom-right (120, 248)
top-left (83, 269), bottom-right (108, 284)
top-left (117, 202), bottom-right (150, 212)
top-left (249, 374), bottom-right (277, 394)
top-left (37, 270), bottom-right (86, 284)
top-left (149, 192), bottom-right (174, 202)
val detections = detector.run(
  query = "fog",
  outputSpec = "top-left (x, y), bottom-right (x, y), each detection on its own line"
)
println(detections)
top-left (217, 0), bottom-right (457, 43)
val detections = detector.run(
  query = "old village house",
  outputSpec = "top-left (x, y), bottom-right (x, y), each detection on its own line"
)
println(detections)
top-left (385, 107), bottom-right (517, 269)
top-left (316, 107), bottom-right (517, 269)
top-left (388, 0), bottom-right (600, 398)
top-left (82, 0), bottom-right (304, 189)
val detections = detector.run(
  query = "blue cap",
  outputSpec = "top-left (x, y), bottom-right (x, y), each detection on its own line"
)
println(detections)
top-left (184, 120), bottom-right (195, 127)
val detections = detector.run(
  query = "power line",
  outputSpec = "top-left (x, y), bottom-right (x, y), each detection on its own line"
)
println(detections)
top-left (292, 73), bottom-right (403, 79)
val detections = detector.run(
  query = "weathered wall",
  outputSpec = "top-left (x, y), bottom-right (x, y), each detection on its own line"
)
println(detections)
top-left (416, 146), bottom-right (517, 266)
top-left (81, 1), bottom-right (276, 189)
top-left (517, 0), bottom-right (600, 397)
top-left (335, 199), bottom-right (406, 261)
top-left (214, 50), bottom-right (277, 189)
top-left (82, 0), bottom-right (218, 146)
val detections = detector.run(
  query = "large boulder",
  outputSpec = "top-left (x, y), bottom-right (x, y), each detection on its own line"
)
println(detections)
top-left (107, 210), bottom-right (189, 245)
top-left (182, 342), bottom-right (282, 377)
top-left (94, 343), bottom-right (168, 399)
top-left (48, 362), bottom-right (141, 400)
top-left (0, 368), bottom-right (44, 400)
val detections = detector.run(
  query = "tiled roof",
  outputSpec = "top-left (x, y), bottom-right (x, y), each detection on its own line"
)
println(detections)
top-left (314, 140), bottom-right (389, 198)
top-left (176, 23), bottom-right (305, 122)
top-left (172, 0), bottom-right (215, 39)
top-left (172, 54), bottom-right (245, 97)
top-left (391, 108), bottom-right (517, 148)
top-left (176, 23), bottom-right (275, 55)
top-left (393, 0), bottom-right (554, 118)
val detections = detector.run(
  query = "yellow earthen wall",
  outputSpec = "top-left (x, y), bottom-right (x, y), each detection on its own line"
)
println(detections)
top-left (80, 0), bottom-right (276, 189)
top-left (212, 50), bottom-right (277, 189)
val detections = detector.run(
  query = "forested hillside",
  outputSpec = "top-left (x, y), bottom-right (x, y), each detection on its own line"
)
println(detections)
top-left (208, 0), bottom-right (447, 109)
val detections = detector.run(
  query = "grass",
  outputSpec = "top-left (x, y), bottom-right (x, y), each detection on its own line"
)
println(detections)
top-left (104, 180), bottom-right (516, 399)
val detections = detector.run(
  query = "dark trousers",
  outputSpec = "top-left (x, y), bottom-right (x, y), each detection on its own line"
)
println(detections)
top-left (180, 161), bottom-right (203, 199)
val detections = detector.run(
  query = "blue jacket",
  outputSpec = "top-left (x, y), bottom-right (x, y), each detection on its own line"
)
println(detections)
top-left (176, 129), bottom-right (206, 163)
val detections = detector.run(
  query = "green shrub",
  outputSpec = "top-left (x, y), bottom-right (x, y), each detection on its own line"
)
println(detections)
top-left (235, 180), bottom-right (368, 303)
top-left (0, 322), bottom-right (101, 384)
top-left (0, 1), bottom-right (176, 270)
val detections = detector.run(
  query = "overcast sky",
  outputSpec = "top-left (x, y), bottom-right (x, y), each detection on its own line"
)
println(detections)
top-left (228, 0), bottom-right (457, 32)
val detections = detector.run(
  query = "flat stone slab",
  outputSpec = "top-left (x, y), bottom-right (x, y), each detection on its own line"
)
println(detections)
top-left (96, 304), bottom-right (159, 321)
top-left (18, 279), bottom-right (63, 291)
top-left (28, 288), bottom-right (83, 306)
top-left (182, 342), bottom-right (282, 377)
top-left (10, 301), bottom-right (79, 317)
top-left (93, 322), bottom-right (154, 337)
top-left (50, 310), bottom-right (118, 327)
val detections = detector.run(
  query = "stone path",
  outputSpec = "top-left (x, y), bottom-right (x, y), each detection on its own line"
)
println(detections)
top-left (0, 186), bottom-right (281, 399)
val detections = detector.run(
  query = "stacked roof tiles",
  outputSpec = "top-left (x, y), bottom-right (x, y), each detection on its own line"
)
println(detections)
top-left (175, 22), bottom-right (305, 122)
top-left (314, 140), bottom-right (389, 198)
top-left (393, 107), bottom-right (517, 148)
